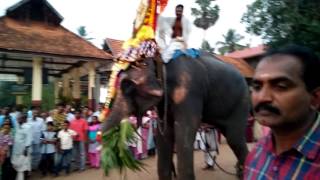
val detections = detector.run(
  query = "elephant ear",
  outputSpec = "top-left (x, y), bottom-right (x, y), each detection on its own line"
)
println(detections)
top-left (121, 79), bottom-right (163, 98)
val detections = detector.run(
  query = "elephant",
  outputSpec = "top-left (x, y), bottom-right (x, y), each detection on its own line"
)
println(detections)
top-left (103, 52), bottom-right (250, 180)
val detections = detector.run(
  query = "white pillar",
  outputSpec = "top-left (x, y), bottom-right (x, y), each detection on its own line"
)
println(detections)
top-left (62, 74), bottom-right (71, 97)
top-left (88, 62), bottom-right (96, 110)
top-left (72, 68), bottom-right (81, 107)
top-left (95, 73), bottom-right (101, 106)
top-left (72, 68), bottom-right (81, 100)
top-left (54, 78), bottom-right (62, 104)
top-left (31, 57), bottom-right (42, 106)
top-left (16, 76), bottom-right (24, 105)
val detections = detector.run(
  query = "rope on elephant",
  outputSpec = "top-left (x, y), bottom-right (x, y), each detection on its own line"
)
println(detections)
top-left (158, 63), bottom-right (168, 136)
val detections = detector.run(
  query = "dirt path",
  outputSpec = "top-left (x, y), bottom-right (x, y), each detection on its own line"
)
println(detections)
top-left (33, 143), bottom-right (246, 180)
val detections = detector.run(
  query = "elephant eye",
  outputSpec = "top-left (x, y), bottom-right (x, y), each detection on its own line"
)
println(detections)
top-left (133, 61), bottom-right (148, 68)
top-left (140, 62), bottom-right (147, 66)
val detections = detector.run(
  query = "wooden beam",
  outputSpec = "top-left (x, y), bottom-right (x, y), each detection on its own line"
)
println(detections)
top-left (0, 66), bottom-right (66, 72)
top-left (0, 48), bottom-right (113, 61)
top-left (0, 57), bottom-right (78, 65)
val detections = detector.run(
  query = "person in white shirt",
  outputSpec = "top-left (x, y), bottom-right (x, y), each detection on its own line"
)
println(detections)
top-left (28, 109), bottom-right (46, 170)
top-left (11, 114), bottom-right (32, 180)
top-left (57, 121), bottom-right (77, 175)
top-left (156, 4), bottom-right (192, 63)
top-left (39, 122), bottom-right (57, 176)
top-left (45, 110), bottom-right (54, 123)
top-left (66, 105), bottom-right (75, 122)
top-left (199, 124), bottom-right (219, 170)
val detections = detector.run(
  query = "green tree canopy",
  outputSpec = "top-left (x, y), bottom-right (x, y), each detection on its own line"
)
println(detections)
top-left (191, 0), bottom-right (220, 30)
top-left (77, 26), bottom-right (94, 41)
top-left (242, 0), bottom-right (320, 54)
top-left (191, 0), bottom-right (219, 53)
top-left (200, 40), bottom-right (214, 53)
top-left (216, 29), bottom-right (246, 55)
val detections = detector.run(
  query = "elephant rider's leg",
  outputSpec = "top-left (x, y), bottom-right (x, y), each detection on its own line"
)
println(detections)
top-left (156, 121), bottom-right (174, 180)
top-left (174, 102), bottom-right (202, 180)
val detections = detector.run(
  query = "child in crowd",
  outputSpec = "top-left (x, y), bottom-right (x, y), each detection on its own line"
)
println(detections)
top-left (39, 122), bottom-right (57, 176)
top-left (57, 121), bottom-right (77, 175)
top-left (88, 116), bottom-right (101, 168)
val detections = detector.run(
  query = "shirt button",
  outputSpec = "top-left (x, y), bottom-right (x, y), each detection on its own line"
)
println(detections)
top-left (273, 166), bottom-right (278, 172)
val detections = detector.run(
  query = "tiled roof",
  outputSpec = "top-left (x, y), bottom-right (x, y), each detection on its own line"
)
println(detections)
top-left (0, 17), bottom-right (112, 60)
top-left (104, 38), bottom-right (124, 57)
top-left (226, 45), bottom-right (266, 59)
top-left (215, 55), bottom-right (254, 78)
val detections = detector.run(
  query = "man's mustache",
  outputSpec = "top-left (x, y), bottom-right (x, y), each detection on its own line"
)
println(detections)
top-left (254, 103), bottom-right (281, 115)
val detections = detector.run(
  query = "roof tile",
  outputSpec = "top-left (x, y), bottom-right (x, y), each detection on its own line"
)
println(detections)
top-left (226, 45), bottom-right (266, 59)
top-left (104, 38), bottom-right (124, 57)
top-left (0, 17), bottom-right (112, 60)
top-left (215, 55), bottom-right (254, 77)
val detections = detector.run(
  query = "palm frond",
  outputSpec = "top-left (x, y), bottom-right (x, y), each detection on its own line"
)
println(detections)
top-left (102, 118), bottom-right (145, 177)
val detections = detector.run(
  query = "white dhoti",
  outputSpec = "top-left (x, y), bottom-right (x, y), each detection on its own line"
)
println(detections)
top-left (11, 154), bottom-right (31, 180)
top-left (199, 129), bottom-right (218, 166)
top-left (161, 38), bottom-right (186, 63)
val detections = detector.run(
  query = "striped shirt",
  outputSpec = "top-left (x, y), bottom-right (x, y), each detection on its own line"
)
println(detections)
top-left (244, 114), bottom-right (320, 180)
top-left (53, 112), bottom-right (66, 131)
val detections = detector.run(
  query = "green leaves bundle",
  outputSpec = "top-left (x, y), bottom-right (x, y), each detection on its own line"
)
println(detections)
top-left (102, 118), bottom-right (144, 176)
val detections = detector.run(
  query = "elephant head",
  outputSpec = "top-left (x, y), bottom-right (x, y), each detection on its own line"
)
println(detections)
top-left (103, 58), bottom-right (163, 131)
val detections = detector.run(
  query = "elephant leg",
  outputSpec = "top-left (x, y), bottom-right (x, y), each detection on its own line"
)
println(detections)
top-left (174, 107), bottom-right (201, 180)
top-left (222, 101), bottom-right (249, 177)
top-left (156, 124), bottom-right (174, 180)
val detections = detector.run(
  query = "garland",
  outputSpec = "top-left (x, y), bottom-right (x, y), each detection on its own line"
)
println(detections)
top-left (99, 61), bottom-right (130, 122)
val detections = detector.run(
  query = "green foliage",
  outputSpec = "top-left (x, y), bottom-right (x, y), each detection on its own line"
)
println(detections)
top-left (0, 82), bottom-right (55, 111)
top-left (216, 29), bottom-right (247, 55)
top-left (200, 40), bottom-right (214, 53)
top-left (42, 83), bottom-right (55, 111)
top-left (102, 119), bottom-right (144, 177)
top-left (77, 26), bottom-right (94, 41)
top-left (242, 0), bottom-right (320, 55)
top-left (191, 0), bottom-right (220, 30)
top-left (0, 82), bottom-right (16, 107)
top-left (21, 83), bottom-right (55, 110)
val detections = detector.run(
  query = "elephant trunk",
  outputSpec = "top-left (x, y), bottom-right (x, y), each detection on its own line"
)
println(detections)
top-left (102, 96), bottom-right (130, 132)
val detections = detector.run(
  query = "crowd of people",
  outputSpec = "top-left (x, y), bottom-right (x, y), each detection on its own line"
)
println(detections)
top-left (0, 104), bottom-right (160, 180)
top-left (0, 102), bottom-right (221, 180)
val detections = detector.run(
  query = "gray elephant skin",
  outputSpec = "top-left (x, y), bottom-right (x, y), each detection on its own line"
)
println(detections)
top-left (103, 52), bottom-right (250, 180)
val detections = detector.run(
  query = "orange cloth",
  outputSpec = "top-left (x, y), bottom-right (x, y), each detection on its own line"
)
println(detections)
top-left (69, 118), bottom-right (88, 141)
top-left (158, 0), bottom-right (168, 13)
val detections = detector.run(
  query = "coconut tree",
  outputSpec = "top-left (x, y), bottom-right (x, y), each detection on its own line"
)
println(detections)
top-left (216, 29), bottom-right (247, 55)
top-left (77, 26), bottom-right (94, 41)
top-left (191, 0), bottom-right (219, 50)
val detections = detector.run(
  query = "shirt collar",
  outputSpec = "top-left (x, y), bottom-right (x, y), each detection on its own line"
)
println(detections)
top-left (264, 113), bottom-right (320, 160)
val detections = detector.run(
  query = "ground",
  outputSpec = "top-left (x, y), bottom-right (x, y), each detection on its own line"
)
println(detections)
top-left (33, 143), bottom-right (253, 180)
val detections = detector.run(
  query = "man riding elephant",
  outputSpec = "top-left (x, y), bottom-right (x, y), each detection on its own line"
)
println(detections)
top-left (156, 4), bottom-right (192, 63)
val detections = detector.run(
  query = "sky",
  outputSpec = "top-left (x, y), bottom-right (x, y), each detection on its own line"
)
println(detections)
top-left (0, 0), bottom-right (263, 49)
